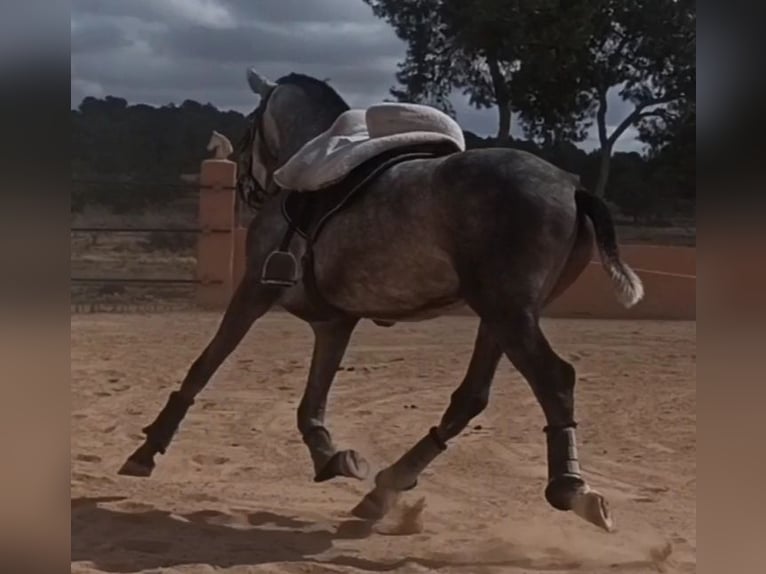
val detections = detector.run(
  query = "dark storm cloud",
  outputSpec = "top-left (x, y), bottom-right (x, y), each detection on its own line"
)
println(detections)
top-left (71, 0), bottom-right (403, 111)
top-left (220, 0), bottom-right (383, 24)
top-left (71, 0), bottom-right (642, 151)
top-left (71, 19), bottom-right (133, 55)
top-left (2, 0), bottom-right (68, 66)
top-left (148, 22), bottom-right (401, 70)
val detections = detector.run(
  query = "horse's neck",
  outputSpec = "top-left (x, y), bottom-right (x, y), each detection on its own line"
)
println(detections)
top-left (278, 113), bottom-right (343, 166)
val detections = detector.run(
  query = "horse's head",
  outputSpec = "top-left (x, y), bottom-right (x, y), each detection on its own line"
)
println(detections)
top-left (236, 68), bottom-right (350, 209)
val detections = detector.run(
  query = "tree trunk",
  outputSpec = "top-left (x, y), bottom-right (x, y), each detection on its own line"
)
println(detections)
top-left (496, 101), bottom-right (512, 143)
top-left (594, 142), bottom-right (613, 198)
top-left (594, 88), bottom-right (611, 197)
top-left (593, 86), bottom-right (661, 197)
top-left (487, 54), bottom-right (511, 143)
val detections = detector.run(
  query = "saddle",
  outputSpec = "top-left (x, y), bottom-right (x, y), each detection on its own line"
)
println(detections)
top-left (260, 141), bottom-right (460, 315)
top-left (273, 103), bottom-right (465, 192)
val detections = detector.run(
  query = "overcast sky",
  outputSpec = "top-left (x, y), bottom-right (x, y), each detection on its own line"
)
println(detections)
top-left (71, 0), bottom-right (644, 152)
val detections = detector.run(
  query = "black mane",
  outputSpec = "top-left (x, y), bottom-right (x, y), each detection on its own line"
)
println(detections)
top-left (236, 72), bottom-right (350, 208)
top-left (276, 72), bottom-right (350, 114)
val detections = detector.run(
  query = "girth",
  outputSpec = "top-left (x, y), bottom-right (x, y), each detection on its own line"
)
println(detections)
top-left (269, 141), bottom-right (458, 316)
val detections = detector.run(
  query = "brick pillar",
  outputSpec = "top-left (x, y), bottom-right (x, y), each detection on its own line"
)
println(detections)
top-left (196, 159), bottom-right (236, 308)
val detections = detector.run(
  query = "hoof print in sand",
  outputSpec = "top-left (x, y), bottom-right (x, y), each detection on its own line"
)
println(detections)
top-left (192, 454), bottom-right (231, 466)
top-left (76, 453), bottom-right (103, 463)
top-left (119, 539), bottom-right (173, 554)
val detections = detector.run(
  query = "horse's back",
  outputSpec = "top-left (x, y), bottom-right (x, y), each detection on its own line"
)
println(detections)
top-left (436, 147), bottom-right (581, 193)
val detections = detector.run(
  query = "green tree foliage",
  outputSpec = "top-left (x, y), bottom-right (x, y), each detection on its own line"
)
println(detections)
top-left (369, 0), bottom-right (459, 115)
top-left (71, 95), bottom-right (690, 221)
top-left (365, 0), bottom-right (695, 199)
top-left (364, 0), bottom-right (600, 142)
top-left (516, 0), bottom-right (696, 196)
top-left (72, 97), bottom-right (248, 211)
top-left (72, 96), bottom-right (247, 178)
top-left (640, 106), bottom-right (696, 214)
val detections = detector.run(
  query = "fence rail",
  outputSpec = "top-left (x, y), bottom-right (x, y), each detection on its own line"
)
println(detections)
top-left (71, 158), bottom-right (238, 309)
top-left (71, 159), bottom-right (696, 318)
top-left (71, 226), bottom-right (230, 234)
top-left (71, 277), bottom-right (219, 285)
top-left (72, 178), bottom-right (236, 191)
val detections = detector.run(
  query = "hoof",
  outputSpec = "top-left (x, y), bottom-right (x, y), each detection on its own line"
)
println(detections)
top-left (117, 458), bottom-right (154, 477)
top-left (315, 450), bottom-right (370, 482)
top-left (545, 474), bottom-right (586, 511)
top-left (571, 486), bottom-right (615, 533)
top-left (350, 487), bottom-right (400, 521)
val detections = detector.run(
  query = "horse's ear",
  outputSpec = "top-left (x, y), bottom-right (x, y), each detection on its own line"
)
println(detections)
top-left (247, 68), bottom-right (276, 96)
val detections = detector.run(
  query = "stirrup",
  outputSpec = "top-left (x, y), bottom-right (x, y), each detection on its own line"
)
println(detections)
top-left (261, 250), bottom-right (299, 287)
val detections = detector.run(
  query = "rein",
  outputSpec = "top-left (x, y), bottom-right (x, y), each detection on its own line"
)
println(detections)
top-left (238, 87), bottom-right (280, 209)
top-left (239, 86), bottom-right (306, 289)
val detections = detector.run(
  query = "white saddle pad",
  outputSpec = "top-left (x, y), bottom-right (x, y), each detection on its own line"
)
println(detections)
top-left (273, 103), bottom-right (465, 192)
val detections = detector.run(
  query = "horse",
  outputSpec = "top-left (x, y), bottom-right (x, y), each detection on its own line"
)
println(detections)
top-left (118, 68), bottom-right (644, 533)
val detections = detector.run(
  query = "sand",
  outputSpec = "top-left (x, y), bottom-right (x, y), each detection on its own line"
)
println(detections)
top-left (71, 312), bottom-right (696, 573)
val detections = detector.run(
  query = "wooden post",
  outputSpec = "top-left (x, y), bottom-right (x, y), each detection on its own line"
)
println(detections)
top-left (196, 159), bottom-right (236, 308)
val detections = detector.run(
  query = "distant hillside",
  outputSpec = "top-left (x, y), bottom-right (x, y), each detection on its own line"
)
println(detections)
top-left (72, 96), bottom-right (694, 222)
top-left (72, 96), bottom-right (249, 180)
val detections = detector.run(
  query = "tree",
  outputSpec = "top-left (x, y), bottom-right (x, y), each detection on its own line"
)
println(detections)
top-left (370, 0), bottom-right (458, 115)
top-left (516, 0), bottom-right (696, 196)
top-left (70, 88), bottom-right (693, 219)
top-left (363, 0), bottom-right (598, 142)
top-left (640, 105), bottom-right (696, 211)
top-left (71, 97), bottom-right (249, 212)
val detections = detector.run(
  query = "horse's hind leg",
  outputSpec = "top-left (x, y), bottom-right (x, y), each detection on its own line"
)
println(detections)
top-left (118, 277), bottom-right (280, 477)
top-left (486, 309), bottom-right (614, 532)
top-left (543, 212), bottom-right (594, 307)
top-left (351, 320), bottom-right (502, 519)
top-left (298, 318), bottom-right (370, 482)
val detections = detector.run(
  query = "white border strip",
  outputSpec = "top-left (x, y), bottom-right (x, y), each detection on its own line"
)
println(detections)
top-left (588, 261), bottom-right (696, 280)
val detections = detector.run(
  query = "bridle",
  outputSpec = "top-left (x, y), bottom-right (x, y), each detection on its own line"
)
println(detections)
top-left (237, 86), bottom-right (280, 209)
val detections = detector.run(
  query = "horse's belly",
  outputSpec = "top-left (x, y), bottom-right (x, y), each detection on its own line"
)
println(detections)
top-left (313, 237), bottom-right (461, 319)
top-left (371, 300), bottom-right (467, 322)
top-left (307, 157), bottom-right (461, 318)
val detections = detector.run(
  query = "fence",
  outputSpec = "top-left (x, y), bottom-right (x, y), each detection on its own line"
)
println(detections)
top-left (72, 158), bottom-right (696, 319)
top-left (71, 159), bottom-right (237, 309)
top-left (544, 244), bottom-right (696, 320)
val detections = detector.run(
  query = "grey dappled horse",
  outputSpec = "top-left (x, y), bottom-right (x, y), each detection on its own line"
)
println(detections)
top-left (119, 69), bottom-right (644, 533)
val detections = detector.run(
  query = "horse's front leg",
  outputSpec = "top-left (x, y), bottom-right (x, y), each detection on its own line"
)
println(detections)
top-left (298, 318), bottom-right (370, 482)
top-left (351, 320), bottom-right (502, 518)
top-left (118, 275), bottom-right (281, 477)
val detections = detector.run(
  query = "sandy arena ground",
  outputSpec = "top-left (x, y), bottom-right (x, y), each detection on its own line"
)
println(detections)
top-left (71, 312), bottom-right (696, 573)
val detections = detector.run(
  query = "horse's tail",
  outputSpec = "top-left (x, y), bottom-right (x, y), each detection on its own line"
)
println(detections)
top-left (575, 189), bottom-right (644, 308)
